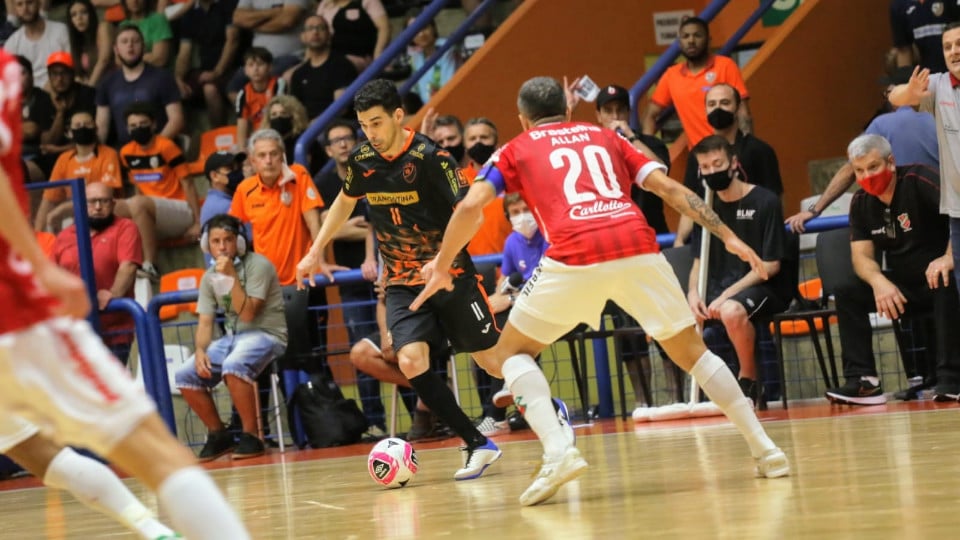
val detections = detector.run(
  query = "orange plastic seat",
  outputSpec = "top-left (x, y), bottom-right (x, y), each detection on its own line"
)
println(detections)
top-left (158, 268), bottom-right (205, 320)
top-left (769, 278), bottom-right (838, 336)
top-left (186, 126), bottom-right (239, 176)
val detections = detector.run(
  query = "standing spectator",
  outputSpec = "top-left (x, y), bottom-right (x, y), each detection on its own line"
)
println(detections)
top-left (687, 135), bottom-right (792, 403)
top-left (462, 117), bottom-right (511, 260)
top-left (119, 0), bottom-right (172, 67)
top-left (642, 16), bottom-right (751, 145)
top-left (428, 113), bottom-right (465, 164)
top-left (260, 94), bottom-right (309, 165)
top-left (316, 0), bottom-right (389, 72)
top-left (35, 109), bottom-right (122, 232)
top-left (38, 51), bottom-right (96, 171)
top-left (16, 55), bottom-right (53, 179)
top-left (174, 0), bottom-right (240, 128)
top-left (825, 134), bottom-right (960, 404)
top-left (235, 47), bottom-right (286, 150)
top-left (52, 182), bottom-right (141, 363)
top-left (889, 0), bottom-right (959, 73)
top-left (405, 8), bottom-right (458, 105)
top-left (114, 102), bottom-right (199, 280)
top-left (95, 25), bottom-right (183, 146)
top-left (65, 0), bottom-right (114, 87)
top-left (231, 0), bottom-right (306, 90)
top-left (3, 0), bottom-right (69, 87)
top-left (288, 15), bottom-right (356, 120)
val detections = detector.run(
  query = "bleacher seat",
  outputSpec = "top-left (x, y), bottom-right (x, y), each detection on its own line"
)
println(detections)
top-left (158, 268), bottom-right (205, 320)
top-left (187, 126), bottom-right (239, 176)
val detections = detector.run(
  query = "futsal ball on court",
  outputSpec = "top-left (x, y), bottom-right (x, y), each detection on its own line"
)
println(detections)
top-left (367, 437), bottom-right (418, 488)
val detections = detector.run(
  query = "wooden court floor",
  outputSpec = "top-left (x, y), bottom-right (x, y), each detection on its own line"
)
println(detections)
top-left (3, 400), bottom-right (960, 539)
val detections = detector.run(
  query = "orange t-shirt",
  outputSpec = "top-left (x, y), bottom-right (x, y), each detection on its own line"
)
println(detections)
top-left (236, 77), bottom-right (285, 127)
top-left (44, 145), bottom-right (123, 202)
top-left (230, 164), bottom-right (324, 285)
top-left (464, 164), bottom-right (512, 257)
top-left (650, 55), bottom-right (749, 148)
top-left (120, 136), bottom-right (188, 200)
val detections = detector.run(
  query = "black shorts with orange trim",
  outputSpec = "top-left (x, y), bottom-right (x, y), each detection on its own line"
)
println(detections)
top-left (385, 275), bottom-right (500, 355)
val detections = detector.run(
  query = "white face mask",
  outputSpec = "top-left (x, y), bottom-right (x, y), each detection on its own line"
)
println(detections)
top-left (510, 211), bottom-right (538, 239)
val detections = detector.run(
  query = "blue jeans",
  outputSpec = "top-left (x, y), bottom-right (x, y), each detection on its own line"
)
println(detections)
top-left (175, 330), bottom-right (286, 389)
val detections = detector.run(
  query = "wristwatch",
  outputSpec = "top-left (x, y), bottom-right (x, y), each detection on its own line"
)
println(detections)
top-left (806, 202), bottom-right (821, 217)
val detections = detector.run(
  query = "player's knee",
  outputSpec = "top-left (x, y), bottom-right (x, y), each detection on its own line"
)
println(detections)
top-left (397, 353), bottom-right (428, 377)
top-left (719, 301), bottom-right (748, 326)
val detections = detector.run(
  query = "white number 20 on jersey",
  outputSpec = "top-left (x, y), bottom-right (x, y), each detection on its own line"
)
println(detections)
top-left (550, 145), bottom-right (622, 204)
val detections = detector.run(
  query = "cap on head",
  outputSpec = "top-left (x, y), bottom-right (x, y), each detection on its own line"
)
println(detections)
top-left (47, 51), bottom-right (74, 69)
top-left (204, 151), bottom-right (246, 178)
top-left (596, 85), bottom-right (630, 110)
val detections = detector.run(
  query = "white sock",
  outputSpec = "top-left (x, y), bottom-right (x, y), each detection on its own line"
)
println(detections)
top-left (689, 351), bottom-right (777, 458)
top-left (157, 467), bottom-right (249, 540)
top-left (43, 448), bottom-right (176, 539)
top-left (502, 354), bottom-right (568, 458)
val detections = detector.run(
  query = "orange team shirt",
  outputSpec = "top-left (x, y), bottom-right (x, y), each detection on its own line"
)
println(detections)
top-left (230, 164), bottom-right (324, 286)
top-left (464, 164), bottom-right (512, 257)
top-left (120, 135), bottom-right (188, 200)
top-left (237, 77), bottom-right (285, 127)
top-left (650, 54), bottom-right (748, 149)
top-left (44, 145), bottom-right (123, 202)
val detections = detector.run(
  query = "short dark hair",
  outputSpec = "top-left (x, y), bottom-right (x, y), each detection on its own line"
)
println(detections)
top-left (114, 23), bottom-right (144, 44)
top-left (706, 83), bottom-right (741, 108)
top-left (69, 108), bottom-right (96, 123)
top-left (15, 55), bottom-right (31, 73)
top-left (691, 134), bottom-right (735, 160)
top-left (946, 21), bottom-right (960, 34)
top-left (354, 79), bottom-right (402, 113)
top-left (434, 114), bottom-right (463, 134)
top-left (123, 101), bottom-right (157, 122)
top-left (517, 77), bottom-right (566, 123)
top-left (205, 213), bottom-right (243, 237)
top-left (466, 117), bottom-right (498, 143)
top-left (243, 46), bottom-right (273, 65)
top-left (405, 7), bottom-right (437, 34)
top-left (680, 16), bottom-right (709, 36)
top-left (323, 119), bottom-right (357, 145)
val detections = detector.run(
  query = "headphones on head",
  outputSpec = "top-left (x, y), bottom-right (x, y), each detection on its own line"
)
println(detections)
top-left (200, 215), bottom-right (248, 258)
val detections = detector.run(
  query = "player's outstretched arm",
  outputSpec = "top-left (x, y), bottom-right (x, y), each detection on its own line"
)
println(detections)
top-left (296, 191), bottom-right (357, 288)
top-left (643, 168), bottom-right (768, 280)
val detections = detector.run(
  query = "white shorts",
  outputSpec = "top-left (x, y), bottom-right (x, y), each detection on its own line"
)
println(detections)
top-left (0, 415), bottom-right (39, 453)
top-left (150, 197), bottom-right (194, 239)
top-left (509, 254), bottom-right (696, 345)
top-left (0, 317), bottom-right (156, 454)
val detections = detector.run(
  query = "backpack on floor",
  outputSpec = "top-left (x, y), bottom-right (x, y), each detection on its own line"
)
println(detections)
top-left (290, 374), bottom-right (367, 448)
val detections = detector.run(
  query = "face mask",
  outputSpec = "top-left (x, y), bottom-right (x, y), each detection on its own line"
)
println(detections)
top-left (467, 142), bottom-right (496, 165)
top-left (226, 170), bottom-right (245, 197)
top-left (129, 126), bottom-right (153, 146)
top-left (857, 167), bottom-right (894, 197)
top-left (510, 211), bottom-right (538, 239)
top-left (707, 108), bottom-right (736, 130)
top-left (270, 116), bottom-right (293, 136)
top-left (443, 142), bottom-right (465, 163)
top-left (702, 168), bottom-right (733, 191)
top-left (88, 214), bottom-right (115, 232)
top-left (71, 126), bottom-right (97, 145)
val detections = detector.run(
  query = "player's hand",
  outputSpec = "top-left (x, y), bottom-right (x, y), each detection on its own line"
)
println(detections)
top-left (908, 66), bottom-right (931, 101)
top-left (35, 263), bottom-right (90, 319)
top-left (563, 76), bottom-right (582, 111)
top-left (785, 210), bottom-right (815, 233)
top-left (295, 251), bottom-right (350, 289)
top-left (361, 257), bottom-right (379, 282)
top-left (195, 349), bottom-right (212, 379)
top-left (925, 254), bottom-right (954, 289)
top-left (410, 259), bottom-right (453, 311)
top-left (420, 107), bottom-right (438, 137)
top-left (724, 237), bottom-right (769, 280)
top-left (873, 279), bottom-right (907, 320)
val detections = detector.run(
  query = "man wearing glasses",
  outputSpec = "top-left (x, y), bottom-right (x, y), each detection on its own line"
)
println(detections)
top-left (825, 133), bottom-right (960, 405)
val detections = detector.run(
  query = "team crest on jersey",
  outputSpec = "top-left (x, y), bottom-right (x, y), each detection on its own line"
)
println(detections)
top-left (705, 71), bottom-right (716, 83)
top-left (150, 156), bottom-right (159, 169)
top-left (933, 1), bottom-right (944, 16)
top-left (897, 212), bottom-right (912, 232)
top-left (402, 161), bottom-right (416, 183)
top-left (409, 142), bottom-right (425, 160)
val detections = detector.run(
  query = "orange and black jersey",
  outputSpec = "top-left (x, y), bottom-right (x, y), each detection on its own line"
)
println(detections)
top-left (343, 130), bottom-right (474, 287)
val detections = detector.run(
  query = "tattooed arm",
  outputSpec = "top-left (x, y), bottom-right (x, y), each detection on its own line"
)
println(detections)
top-left (641, 168), bottom-right (768, 280)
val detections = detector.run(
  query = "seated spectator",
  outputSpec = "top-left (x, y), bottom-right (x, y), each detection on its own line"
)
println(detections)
top-left (287, 15), bottom-right (356, 120)
top-left (686, 135), bottom-right (792, 403)
top-left (65, 0), bottom-right (114, 87)
top-left (424, 112), bottom-right (465, 164)
top-left (119, 0), bottom-right (172, 67)
top-left (404, 8), bottom-right (459, 105)
top-left (35, 108), bottom-right (122, 232)
top-left (39, 51), bottom-right (97, 172)
top-left (462, 117), bottom-right (511, 259)
top-left (316, 0), bottom-right (390, 72)
top-left (235, 47), bottom-right (286, 150)
top-left (3, 0), bottom-right (68, 88)
top-left (174, 213), bottom-right (288, 461)
top-left (228, 0), bottom-right (306, 98)
top-left (95, 25), bottom-right (183, 146)
top-left (113, 102), bottom-right (200, 280)
top-left (260, 94), bottom-right (309, 165)
top-left (16, 55), bottom-right (54, 181)
top-left (174, 0), bottom-right (240, 128)
top-left (825, 134), bottom-right (960, 405)
top-left (199, 151), bottom-right (249, 266)
top-left (52, 182), bottom-right (142, 363)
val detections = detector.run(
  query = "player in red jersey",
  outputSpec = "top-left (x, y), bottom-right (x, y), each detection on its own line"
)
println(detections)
top-left (414, 76), bottom-right (790, 505)
top-left (0, 49), bottom-right (249, 540)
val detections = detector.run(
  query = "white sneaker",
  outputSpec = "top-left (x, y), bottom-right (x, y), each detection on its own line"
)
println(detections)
top-left (519, 447), bottom-right (588, 506)
top-left (755, 447), bottom-right (790, 479)
top-left (492, 388), bottom-right (514, 408)
top-left (453, 439), bottom-right (502, 480)
top-left (474, 416), bottom-right (508, 436)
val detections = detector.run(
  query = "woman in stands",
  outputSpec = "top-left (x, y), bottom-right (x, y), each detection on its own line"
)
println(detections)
top-left (260, 94), bottom-right (311, 167)
top-left (316, 0), bottom-right (391, 72)
top-left (405, 8), bottom-right (460, 105)
top-left (66, 0), bottom-right (113, 86)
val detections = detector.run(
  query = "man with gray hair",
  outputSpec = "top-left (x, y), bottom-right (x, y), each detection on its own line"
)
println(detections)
top-left (825, 133), bottom-right (960, 405)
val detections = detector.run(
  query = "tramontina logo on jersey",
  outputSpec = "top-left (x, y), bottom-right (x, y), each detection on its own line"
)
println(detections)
top-left (367, 191), bottom-right (420, 205)
top-left (568, 199), bottom-right (632, 220)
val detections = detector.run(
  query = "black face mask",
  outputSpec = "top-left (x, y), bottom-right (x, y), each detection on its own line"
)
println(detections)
top-left (466, 142), bottom-right (496, 165)
top-left (270, 116), bottom-right (293, 136)
top-left (71, 126), bottom-right (97, 145)
top-left (226, 170), bottom-right (245, 196)
top-left (702, 168), bottom-right (734, 192)
top-left (88, 214), bottom-right (115, 232)
top-left (443, 142), bottom-right (465, 163)
top-left (707, 108), bottom-right (736, 130)
top-left (129, 126), bottom-right (153, 146)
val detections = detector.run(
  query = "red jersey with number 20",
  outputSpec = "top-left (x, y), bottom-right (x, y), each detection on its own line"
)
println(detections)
top-left (482, 122), bottom-right (666, 265)
top-left (0, 49), bottom-right (59, 334)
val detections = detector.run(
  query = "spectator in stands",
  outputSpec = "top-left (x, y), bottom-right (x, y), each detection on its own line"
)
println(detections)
top-left (120, 0), bottom-right (171, 67)
top-left (788, 67), bottom-right (938, 232)
top-left (686, 135), bottom-right (792, 403)
top-left (405, 8), bottom-right (458, 105)
top-left (316, 0), bottom-right (390, 72)
top-left (287, 15), bottom-right (356, 120)
top-left (461, 117), bottom-right (511, 260)
top-left (175, 213), bottom-right (288, 461)
top-left (65, 0), bottom-right (113, 87)
top-left (95, 25), bottom-right (183, 146)
top-left (114, 102), bottom-right (199, 280)
top-left (39, 51), bottom-right (96, 171)
top-left (676, 83), bottom-right (782, 245)
top-left (53, 182), bottom-right (142, 363)
top-left (17, 55), bottom-right (53, 181)
top-left (889, 0), bottom-right (958, 73)
top-left (35, 109), bottom-right (122, 232)
top-left (825, 134), bottom-right (960, 405)
top-left (229, 0), bottom-right (306, 97)
top-left (3, 0), bottom-right (68, 87)
top-left (260, 94), bottom-right (309, 165)
top-left (200, 151), bottom-right (249, 265)
top-left (236, 47), bottom-right (286, 150)
top-left (174, 0), bottom-right (240, 129)
top-left (421, 112), bottom-right (466, 165)
top-left (642, 16), bottom-right (751, 144)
